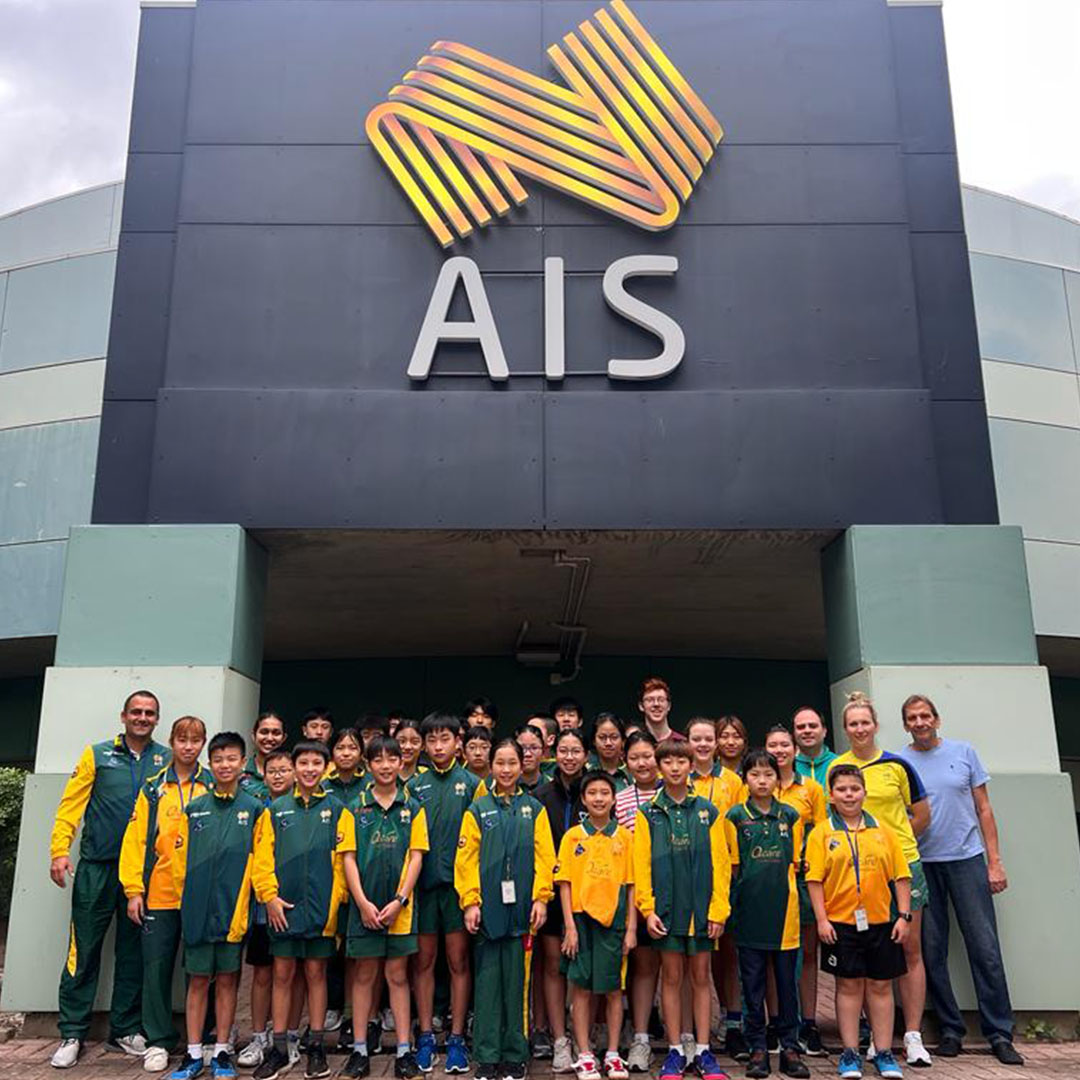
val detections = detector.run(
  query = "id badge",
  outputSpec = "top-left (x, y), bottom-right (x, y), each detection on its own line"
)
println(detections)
top-left (501, 880), bottom-right (517, 904)
top-left (854, 908), bottom-right (869, 933)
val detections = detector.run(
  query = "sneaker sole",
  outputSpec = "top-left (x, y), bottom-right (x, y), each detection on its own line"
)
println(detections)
top-left (444, 1068), bottom-right (469, 1075)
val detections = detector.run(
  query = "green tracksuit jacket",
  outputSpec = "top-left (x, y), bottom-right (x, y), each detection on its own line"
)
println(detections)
top-left (408, 762), bottom-right (480, 889)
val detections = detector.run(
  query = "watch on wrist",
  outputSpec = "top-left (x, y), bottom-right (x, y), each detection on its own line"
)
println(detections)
top-left (897, 911), bottom-right (913, 922)
top-left (396, 893), bottom-right (409, 907)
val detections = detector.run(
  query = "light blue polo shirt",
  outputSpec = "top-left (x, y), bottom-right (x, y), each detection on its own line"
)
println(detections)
top-left (897, 738), bottom-right (990, 863)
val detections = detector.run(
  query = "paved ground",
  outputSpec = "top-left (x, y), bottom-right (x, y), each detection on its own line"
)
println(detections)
top-left (0, 1038), bottom-right (1076, 1080)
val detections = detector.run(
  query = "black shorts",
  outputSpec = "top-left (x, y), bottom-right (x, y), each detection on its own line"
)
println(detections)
top-left (245, 923), bottom-right (272, 968)
top-left (820, 922), bottom-right (906, 981)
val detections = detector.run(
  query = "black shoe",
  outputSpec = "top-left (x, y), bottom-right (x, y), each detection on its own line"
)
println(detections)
top-left (299, 1026), bottom-right (312, 1052)
top-left (253, 1047), bottom-right (290, 1080)
top-left (475, 1065), bottom-right (500, 1080)
top-left (333, 1020), bottom-right (353, 1054)
top-left (341, 1050), bottom-right (370, 1078)
top-left (766, 1025), bottom-right (779, 1053)
top-left (367, 1021), bottom-right (383, 1056)
top-left (502, 1064), bottom-right (526, 1080)
top-left (395, 1052), bottom-right (423, 1080)
top-left (799, 1023), bottom-right (825, 1057)
top-left (991, 1041), bottom-right (1024, 1066)
top-left (746, 1050), bottom-right (770, 1079)
top-left (778, 1049), bottom-right (808, 1079)
top-left (305, 1045), bottom-right (331, 1079)
top-left (936, 1034), bottom-right (962, 1058)
top-left (724, 1028), bottom-right (750, 1064)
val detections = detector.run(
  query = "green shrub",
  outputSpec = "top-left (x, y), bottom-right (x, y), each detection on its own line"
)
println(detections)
top-left (0, 768), bottom-right (27, 917)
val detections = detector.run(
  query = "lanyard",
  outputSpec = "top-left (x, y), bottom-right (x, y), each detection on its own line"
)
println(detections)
top-left (175, 771), bottom-right (194, 814)
top-left (840, 820), bottom-right (862, 897)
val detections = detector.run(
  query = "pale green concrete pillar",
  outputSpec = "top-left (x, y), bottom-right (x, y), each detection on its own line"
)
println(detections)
top-left (822, 525), bottom-right (1080, 1015)
top-left (2, 525), bottom-right (267, 1016)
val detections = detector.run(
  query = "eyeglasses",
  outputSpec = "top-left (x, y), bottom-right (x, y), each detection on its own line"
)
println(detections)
top-left (265, 768), bottom-right (293, 778)
top-left (519, 744), bottom-right (542, 754)
top-left (641, 695), bottom-right (668, 706)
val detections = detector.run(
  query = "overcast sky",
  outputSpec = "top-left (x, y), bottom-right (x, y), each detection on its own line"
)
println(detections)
top-left (0, 0), bottom-right (1076, 221)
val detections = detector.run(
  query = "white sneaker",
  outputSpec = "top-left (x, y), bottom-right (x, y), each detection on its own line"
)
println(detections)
top-left (553, 1036), bottom-right (575, 1073)
top-left (572, 1055), bottom-right (601, 1080)
top-left (109, 1034), bottom-right (148, 1057)
top-left (904, 1031), bottom-right (932, 1067)
top-left (626, 1040), bottom-right (651, 1074)
top-left (604, 1052), bottom-right (629, 1080)
top-left (51, 1039), bottom-right (81, 1069)
top-left (324, 1010), bottom-right (343, 1033)
top-left (238, 1035), bottom-right (266, 1068)
top-left (143, 1047), bottom-right (170, 1072)
top-left (381, 1008), bottom-right (396, 1033)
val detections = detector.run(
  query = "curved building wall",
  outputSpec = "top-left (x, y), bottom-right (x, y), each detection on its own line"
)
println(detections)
top-left (0, 183), bottom-right (120, 759)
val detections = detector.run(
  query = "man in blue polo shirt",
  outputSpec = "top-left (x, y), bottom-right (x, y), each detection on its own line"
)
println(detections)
top-left (898, 694), bottom-right (1023, 1067)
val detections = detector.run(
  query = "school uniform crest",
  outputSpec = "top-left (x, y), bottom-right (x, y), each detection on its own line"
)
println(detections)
top-left (521, 805), bottom-right (533, 819)
top-left (320, 807), bottom-right (332, 822)
top-left (455, 782), bottom-right (467, 796)
top-left (236, 810), bottom-right (250, 825)
top-left (574, 843), bottom-right (586, 856)
top-left (698, 809), bottom-right (710, 824)
top-left (153, 754), bottom-right (165, 766)
top-left (400, 808), bottom-right (411, 823)
top-left (828, 837), bottom-right (841, 851)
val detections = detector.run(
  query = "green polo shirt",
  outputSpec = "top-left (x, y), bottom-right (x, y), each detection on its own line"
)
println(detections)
top-left (794, 748), bottom-right (837, 789)
top-left (725, 798), bottom-right (802, 950)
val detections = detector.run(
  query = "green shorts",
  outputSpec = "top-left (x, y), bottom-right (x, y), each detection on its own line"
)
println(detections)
top-left (184, 941), bottom-right (243, 976)
top-left (656, 933), bottom-right (713, 956)
top-left (346, 933), bottom-right (418, 960)
top-left (418, 884), bottom-right (465, 935)
top-left (565, 914), bottom-right (626, 993)
top-left (270, 936), bottom-right (337, 960)
top-left (891, 859), bottom-right (929, 916)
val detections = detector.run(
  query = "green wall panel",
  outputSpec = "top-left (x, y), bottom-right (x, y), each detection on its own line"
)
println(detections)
top-left (55, 525), bottom-right (267, 679)
top-left (823, 525), bottom-right (1038, 680)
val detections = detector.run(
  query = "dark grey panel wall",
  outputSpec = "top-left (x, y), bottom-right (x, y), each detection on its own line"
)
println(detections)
top-left (95, 0), bottom-right (997, 528)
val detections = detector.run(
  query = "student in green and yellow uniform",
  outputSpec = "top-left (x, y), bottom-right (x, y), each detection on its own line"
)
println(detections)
top-left (408, 713), bottom-right (481, 1075)
top-left (763, 726), bottom-right (828, 1058)
top-left (455, 739), bottom-right (557, 1080)
top-left (239, 712), bottom-right (288, 803)
top-left (514, 724), bottom-right (548, 795)
top-left (166, 732), bottom-right (263, 1080)
top-left (251, 741), bottom-right (356, 1080)
top-left (341, 735), bottom-right (429, 1080)
top-left (49, 690), bottom-right (170, 1070)
top-left (806, 765), bottom-right (912, 1080)
top-left (724, 750), bottom-right (809, 1080)
top-left (463, 725), bottom-right (493, 785)
top-left (525, 714), bottom-right (559, 781)
top-left (119, 716), bottom-right (212, 1074)
top-left (237, 750), bottom-right (295, 1070)
top-left (586, 713), bottom-right (631, 794)
top-left (633, 738), bottom-right (730, 1080)
top-left (557, 770), bottom-right (636, 1080)
top-left (827, 693), bottom-right (932, 1070)
top-left (325, 728), bottom-right (367, 810)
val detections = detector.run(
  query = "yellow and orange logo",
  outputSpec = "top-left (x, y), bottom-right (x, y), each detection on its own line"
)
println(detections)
top-left (366, 0), bottom-right (722, 247)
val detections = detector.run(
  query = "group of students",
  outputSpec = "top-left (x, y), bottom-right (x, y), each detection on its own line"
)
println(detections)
top-left (45, 678), bottom-right (1020, 1080)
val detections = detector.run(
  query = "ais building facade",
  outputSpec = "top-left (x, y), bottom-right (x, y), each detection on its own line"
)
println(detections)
top-left (2, 0), bottom-right (1079, 1018)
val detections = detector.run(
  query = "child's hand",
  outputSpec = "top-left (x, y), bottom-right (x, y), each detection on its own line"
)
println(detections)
top-left (562, 926), bottom-right (579, 958)
top-left (267, 896), bottom-right (294, 932)
top-left (817, 919), bottom-right (836, 945)
top-left (377, 898), bottom-right (403, 926)
top-left (623, 928), bottom-right (637, 954)
top-left (464, 904), bottom-right (482, 934)
top-left (126, 895), bottom-right (145, 926)
top-left (529, 900), bottom-right (548, 934)
top-left (891, 918), bottom-right (909, 945)
top-left (645, 913), bottom-right (667, 939)
top-left (707, 920), bottom-right (724, 940)
top-left (359, 897), bottom-right (383, 930)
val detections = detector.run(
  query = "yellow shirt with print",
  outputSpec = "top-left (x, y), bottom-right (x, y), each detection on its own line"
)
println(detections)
top-left (555, 819), bottom-right (634, 928)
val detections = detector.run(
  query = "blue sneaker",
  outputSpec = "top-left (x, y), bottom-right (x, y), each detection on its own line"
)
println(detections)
top-left (415, 1032), bottom-right (438, 1074)
top-left (837, 1048), bottom-right (862, 1079)
top-left (170, 1055), bottom-right (205, 1080)
top-left (659, 1049), bottom-right (687, 1080)
top-left (445, 1034), bottom-right (470, 1074)
top-left (871, 1050), bottom-right (902, 1079)
top-left (211, 1052), bottom-right (236, 1079)
top-left (692, 1049), bottom-right (728, 1080)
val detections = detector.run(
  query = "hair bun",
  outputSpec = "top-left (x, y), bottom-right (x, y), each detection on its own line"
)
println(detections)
top-left (846, 691), bottom-right (870, 705)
